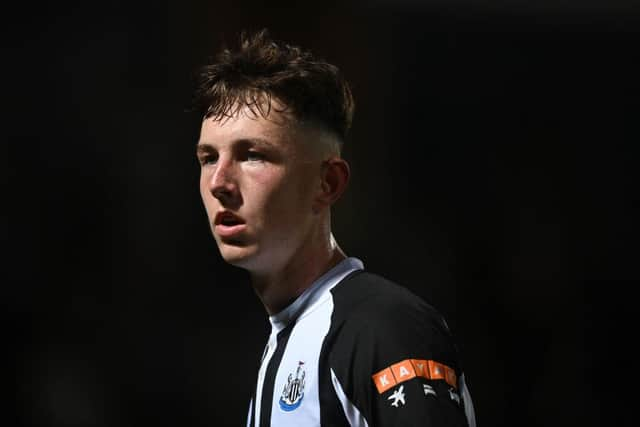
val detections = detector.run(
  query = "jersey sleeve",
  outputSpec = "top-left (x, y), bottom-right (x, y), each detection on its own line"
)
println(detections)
top-left (329, 290), bottom-right (473, 427)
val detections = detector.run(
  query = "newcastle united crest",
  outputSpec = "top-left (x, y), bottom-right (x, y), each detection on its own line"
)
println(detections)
top-left (279, 361), bottom-right (306, 412)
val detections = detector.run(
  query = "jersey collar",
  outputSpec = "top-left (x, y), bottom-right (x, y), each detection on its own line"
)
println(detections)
top-left (269, 257), bottom-right (364, 333)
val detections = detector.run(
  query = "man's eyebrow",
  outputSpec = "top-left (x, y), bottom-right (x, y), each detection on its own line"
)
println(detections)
top-left (196, 143), bottom-right (214, 154)
top-left (196, 138), bottom-right (277, 150)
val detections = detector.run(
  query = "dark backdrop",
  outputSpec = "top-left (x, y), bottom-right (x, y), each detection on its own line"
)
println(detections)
top-left (7, 1), bottom-right (639, 426)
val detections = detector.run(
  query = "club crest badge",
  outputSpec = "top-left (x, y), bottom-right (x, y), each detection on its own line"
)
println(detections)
top-left (279, 361), bottom-right (306, 412)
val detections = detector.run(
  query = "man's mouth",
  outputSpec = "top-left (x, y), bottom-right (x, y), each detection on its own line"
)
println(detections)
top-left (215, 211), bottom-right (245, 226)
top-left (214, 211), bottom-right (247, 237)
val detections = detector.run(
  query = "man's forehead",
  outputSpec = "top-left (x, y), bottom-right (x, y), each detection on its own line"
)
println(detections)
top-left (197, 109), bottom-right (297, 150)
top-left (203, 100), bottom-right (293, 128)
top-left (197, 103), bottom-right (339, 158)
top-left (205, 96), bottom-right (293, 125)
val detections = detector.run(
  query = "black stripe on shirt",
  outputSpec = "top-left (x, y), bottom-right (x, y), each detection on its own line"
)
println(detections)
top-left (259, 323), bottom-right (294, 427)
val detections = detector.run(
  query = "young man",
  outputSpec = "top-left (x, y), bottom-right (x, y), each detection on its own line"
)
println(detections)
top-left (194, 29), bottom-right (476, 427)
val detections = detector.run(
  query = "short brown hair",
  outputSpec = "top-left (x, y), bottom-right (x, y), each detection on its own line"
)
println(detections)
top-left (193, 29), bottom-right (354, 142)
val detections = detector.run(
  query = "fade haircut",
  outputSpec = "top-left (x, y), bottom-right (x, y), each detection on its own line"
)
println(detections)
top-left (193, 29), bottom-right (354, 144)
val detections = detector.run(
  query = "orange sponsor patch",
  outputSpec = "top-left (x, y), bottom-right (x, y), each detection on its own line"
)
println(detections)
top-left (372, 367), bottom-right (397, 393)
top-left (391, 360), bottom-right (416, 382)
top-left (410, 359), bottom-right (430, 379)
top-left (428, 360), bottom-right (447, 381)
top-left (372, 358), bottom-right (458, 394)
top-left (444, 365), bottom-right (458, 389)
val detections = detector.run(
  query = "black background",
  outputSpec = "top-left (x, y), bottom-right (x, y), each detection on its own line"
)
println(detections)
top-left (7, 1), bottom-right (639, 426)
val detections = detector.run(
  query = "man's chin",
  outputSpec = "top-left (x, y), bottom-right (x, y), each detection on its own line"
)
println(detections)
top-left (218, 244), bottom-right (256, 267)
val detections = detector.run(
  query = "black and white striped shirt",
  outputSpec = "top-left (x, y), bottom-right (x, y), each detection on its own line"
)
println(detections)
top-left (247, 257), bottom-right (476, 427)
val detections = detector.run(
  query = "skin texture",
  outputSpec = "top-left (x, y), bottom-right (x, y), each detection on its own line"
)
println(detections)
top-left (197, 103), bottom-right (350, 314)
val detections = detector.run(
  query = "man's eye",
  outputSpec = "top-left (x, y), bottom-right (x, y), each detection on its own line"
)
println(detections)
top-left (200, 155), bottom-right (218, 165)
top-left (246, 151), bottom-right (265, 162)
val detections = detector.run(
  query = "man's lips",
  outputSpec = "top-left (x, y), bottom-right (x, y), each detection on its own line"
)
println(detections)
top-left (214, 211), bottom-right (247, 238)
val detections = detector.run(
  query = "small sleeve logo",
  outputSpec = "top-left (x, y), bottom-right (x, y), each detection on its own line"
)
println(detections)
top-left (388, 385), bottom-right (406, 407)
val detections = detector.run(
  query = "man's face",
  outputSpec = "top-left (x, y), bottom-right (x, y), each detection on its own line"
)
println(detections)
top-left (197, 106), bottom-right (321, 272)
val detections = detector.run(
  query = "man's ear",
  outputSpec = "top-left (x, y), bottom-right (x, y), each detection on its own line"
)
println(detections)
top-left (313, 158), bottom-right (350, 213)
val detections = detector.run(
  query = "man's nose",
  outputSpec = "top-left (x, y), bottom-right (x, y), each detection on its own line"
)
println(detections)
top-left (209, 158), bottom-right (238, 202)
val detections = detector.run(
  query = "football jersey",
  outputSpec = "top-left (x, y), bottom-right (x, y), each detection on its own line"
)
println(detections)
top-left (247, 257), bottom-right (476, 427)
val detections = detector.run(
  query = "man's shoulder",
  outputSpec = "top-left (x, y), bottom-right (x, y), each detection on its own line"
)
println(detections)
top-left (326, 269), bottom-right (463, 382)
top-left (331, 269), bottom-right (446, 327)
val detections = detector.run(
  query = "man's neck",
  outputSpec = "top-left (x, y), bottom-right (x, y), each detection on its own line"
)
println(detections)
top-left (250, 243), bottom-right (347, 316)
